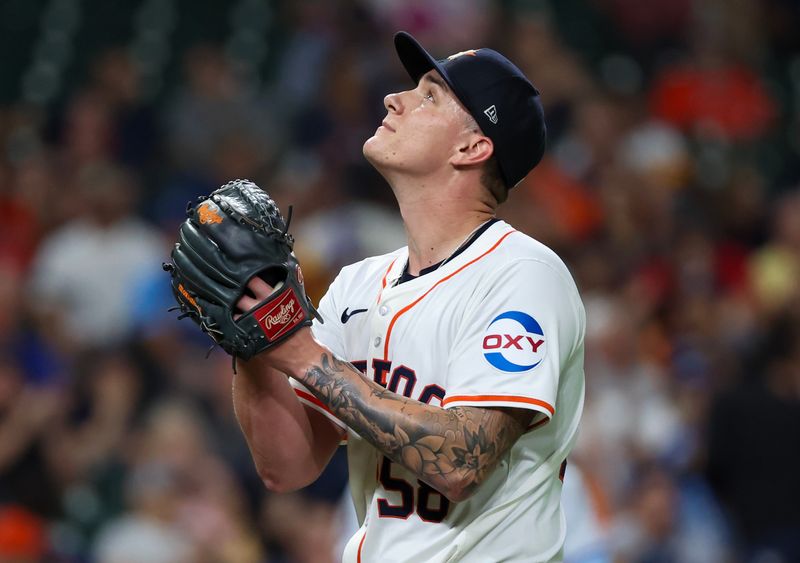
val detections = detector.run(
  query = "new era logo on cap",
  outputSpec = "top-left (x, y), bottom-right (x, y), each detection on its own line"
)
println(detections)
top-left (483, 105), bottom-right (498, 124)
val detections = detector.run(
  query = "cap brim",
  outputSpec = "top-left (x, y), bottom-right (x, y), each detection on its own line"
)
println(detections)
top-left (394, 31), bottom-right (454, 91)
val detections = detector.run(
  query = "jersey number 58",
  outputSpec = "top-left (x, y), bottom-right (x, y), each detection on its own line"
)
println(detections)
top-left (377, 456), bottom-right (451, 523)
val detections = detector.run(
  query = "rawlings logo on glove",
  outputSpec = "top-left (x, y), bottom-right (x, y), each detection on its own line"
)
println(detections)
top-left (163, 179), bottom-right (322, 362)
top-left (256, 290), bottom-right (305, 339)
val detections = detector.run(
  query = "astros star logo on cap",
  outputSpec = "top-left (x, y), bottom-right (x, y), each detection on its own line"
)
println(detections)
top-left (447, 49), bottom-right (479, 60)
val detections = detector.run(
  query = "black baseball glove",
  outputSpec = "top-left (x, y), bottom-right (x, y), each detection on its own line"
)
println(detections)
top-left (163, 179), bottom-right (321, 361)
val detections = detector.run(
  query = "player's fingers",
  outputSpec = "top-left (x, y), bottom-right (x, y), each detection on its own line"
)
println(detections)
top-left (248, 276), bottom-right (274, 299)
top-left (236, 293), bottom-right (260, 314)
top-left (236, 277), bottom-right (279, 317)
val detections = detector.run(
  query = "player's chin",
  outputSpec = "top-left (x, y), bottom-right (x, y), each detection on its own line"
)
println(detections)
top-left (362, 136), bottom-right (383, 164)
top-left (362, 133), bottom-right (378, 152)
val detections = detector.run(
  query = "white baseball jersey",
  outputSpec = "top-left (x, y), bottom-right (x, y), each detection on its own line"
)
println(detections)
top-left (291, 219), bottom-right (585, 562)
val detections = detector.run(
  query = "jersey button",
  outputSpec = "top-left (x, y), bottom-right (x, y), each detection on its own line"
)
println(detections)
top-left (379, 305), bottom-right (389, 316)
top-left (373, 336), bottom-right (382, 347)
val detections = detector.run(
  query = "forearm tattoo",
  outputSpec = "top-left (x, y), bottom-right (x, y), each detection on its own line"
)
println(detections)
top-left (300, 352), bottom-right (531, 500)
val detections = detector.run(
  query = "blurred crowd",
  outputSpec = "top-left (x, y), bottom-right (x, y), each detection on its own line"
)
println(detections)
top-left (1, 0), bottom-right (799, 561)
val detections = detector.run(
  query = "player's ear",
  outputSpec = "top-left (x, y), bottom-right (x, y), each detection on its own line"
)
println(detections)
top-left (450, 131), bottom-right (493, 168)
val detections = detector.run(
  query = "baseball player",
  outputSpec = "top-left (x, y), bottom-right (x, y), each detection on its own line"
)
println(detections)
top-left (182, 32), bottom-right (585, 561)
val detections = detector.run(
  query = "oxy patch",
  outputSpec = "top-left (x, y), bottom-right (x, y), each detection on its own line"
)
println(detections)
top-left (482, 311), bottom-right (546, 372)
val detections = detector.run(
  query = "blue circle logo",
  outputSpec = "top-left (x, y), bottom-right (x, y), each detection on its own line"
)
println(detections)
top-left (482, 311), bottom-right (546, 372)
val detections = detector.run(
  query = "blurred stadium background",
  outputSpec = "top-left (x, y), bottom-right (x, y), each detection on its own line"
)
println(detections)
top-left (1, 0), bottom-right (799, 561)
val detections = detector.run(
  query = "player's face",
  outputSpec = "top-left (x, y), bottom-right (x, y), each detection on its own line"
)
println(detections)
top-left (364, 70), bottom-right (471, 181)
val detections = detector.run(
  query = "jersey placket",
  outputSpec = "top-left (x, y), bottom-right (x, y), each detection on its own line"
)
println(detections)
top-left (371, 257), bottom-right (406, 364)
top-left (370, 277), bottom-right (414, 366)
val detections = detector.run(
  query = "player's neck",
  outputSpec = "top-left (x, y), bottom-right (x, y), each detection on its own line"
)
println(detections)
top-left (396, 183), bottom-right (495, 276)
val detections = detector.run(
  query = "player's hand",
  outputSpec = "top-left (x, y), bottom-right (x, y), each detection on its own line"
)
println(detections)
top-left (235, 275), bottom-right (315, 371)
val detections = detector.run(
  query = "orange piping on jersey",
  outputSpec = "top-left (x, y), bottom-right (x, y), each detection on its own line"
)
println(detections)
top-left (357, 530), bottom-right (367, 563)
top-left (377, 258), bottom-right (398, 304)
top-left (382, 229), bottom-right (517, 359)
top-left (294, 389), bottom-right (334, 416)
top-left (442, 394), bottom-right (555, 415)
top-left (528, 416), bottom-right (550, 430)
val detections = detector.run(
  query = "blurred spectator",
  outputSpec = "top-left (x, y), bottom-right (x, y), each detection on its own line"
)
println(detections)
top-left (45, 348), bottom-right (141, 486)
top-left (0, 173), bottom-right (40, 274)
top-left (156, 45), bottom-right (275, 230)
top-left (575, 295), bottom-right (684, 499)
top-left (92, 398), bottom-right (266, 562)
top-left (503, 156), bottom-right (603, 248)
top-left (92, 462), bottom-right (196, 563)
top-left (0, 505), bottom-right (47, 562)
top-left (506, 10), bottom-right (594, 141)
top-left (593, 0), bottom-right (691, 54)
top-left (618, 120), bottom-right (690, 193)
top-left (0, 266), bottom-right (24, 347)
top-left (649, 1), bottom-right (776, 142)
top-left (707, 306), bottom-right (800, 561)
top-left (749, 189), bottom-right (800, 314)
top-left (270, 2), bottom-right (338, 117)
top-left (611, 465), bottom-right (729, 563)
top-left (28, 161), bottom-right (165, 348)
top-left (59, 91), bottom-right (117, 171)
top-left (263, 492), bottom-right (340, 563)
top-left (163, 45), bottom-right (274, 173)
top-left (87, 49), bottom-right (161, 172)
top-left (368, 0), bottom-right (494, 51)
top-left (0, 355), bottom-right (63, 518)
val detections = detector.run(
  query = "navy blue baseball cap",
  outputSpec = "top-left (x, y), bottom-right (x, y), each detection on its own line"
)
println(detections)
top-left (394, 31), bottom-right (546, 189)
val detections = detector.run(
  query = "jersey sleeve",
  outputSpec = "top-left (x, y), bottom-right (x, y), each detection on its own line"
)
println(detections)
top-left (443, 259), bottom-right (583, 424)
top-left (289, 273), bottom-right (348, 430)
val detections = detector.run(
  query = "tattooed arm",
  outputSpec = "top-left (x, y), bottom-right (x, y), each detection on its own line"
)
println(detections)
top-left (267, 329), bottom-right (534, 503)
